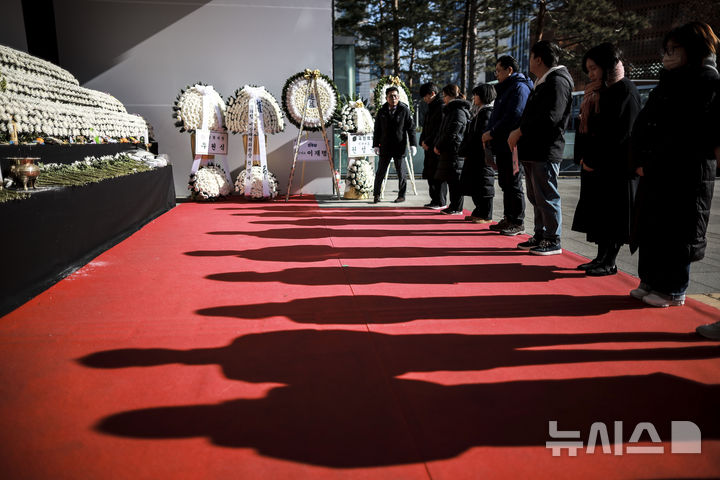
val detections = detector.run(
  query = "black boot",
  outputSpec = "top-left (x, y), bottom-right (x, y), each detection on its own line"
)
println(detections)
top-left (586, 242), bottom-right (620, 276)
top-left (577, 243), bottom-right (607, 271)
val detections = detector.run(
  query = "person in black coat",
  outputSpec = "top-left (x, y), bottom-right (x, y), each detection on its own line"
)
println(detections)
top-left (372, 86), bottom-right (417, 203)
top-left (571, 43), bottom-right (641, 276)
top-left (419, 82), bottom-right (447, 209)
top-left (630, 22), bottom-right (720, 308)
top-left (459, 83), bottom-right (497, 223)
top-left (433, 84), bottom-right (472, 215)
top-left (508, 41), bottom-right (574, 255)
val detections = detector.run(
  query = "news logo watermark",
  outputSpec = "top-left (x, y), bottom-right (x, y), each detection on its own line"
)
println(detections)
top-left (546, 421), bottom-right (701, 456)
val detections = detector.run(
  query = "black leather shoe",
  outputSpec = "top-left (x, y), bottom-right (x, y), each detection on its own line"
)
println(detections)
top-left (576, 259), bottom-right (601, 271)
top-left (373, 197), bottom-right (380, 203)
top-left (394, 197), bottom-right (405, 203)
top-left (586, 264), bottom-right (618, 276)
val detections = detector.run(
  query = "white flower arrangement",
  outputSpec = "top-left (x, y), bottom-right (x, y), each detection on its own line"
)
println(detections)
top-left (334, 98), bottom-right (374, 140)
top-left (173, 83), bottom-right (226, 133)
top-left (188, 164), bottom-right (233, 201)
top-left (282, 70), bottom-right (339, 131)
top-left (0, 44), bottom-right (78, 86)
top-left (373, 75), bottom-right (414, 116)
top-left (235, 166), bottom-right (279, 199)
top-left (226, 85), bottom-right (284, 135)
top-left (0, 44), bottom-right (148, 142)
top-left (344, 158), bottom-right (374, 199)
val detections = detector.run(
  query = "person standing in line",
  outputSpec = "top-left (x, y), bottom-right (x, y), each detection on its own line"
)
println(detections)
top-left (459, 83), bottom-right (497, 223)
top-left (481, 55), bottom-right (533, 235)
top-left (630, 22), bottom-right (720, 309)
top-left (508, 40), bottom-right (574, 255)
top-left (419, 82), bottom-right (448, 209)
top-left (372, 86), bottom-right (417, 203)
top-left (571, 43), bottom-right (641, 276)
top-left (434, 84), bottom-right (472, 215)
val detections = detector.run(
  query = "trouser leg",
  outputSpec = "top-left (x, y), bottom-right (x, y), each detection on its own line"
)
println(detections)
top-left (495, 145), bottom-right (525, 223)
top-left (373, 156), bottom-right (392, 197)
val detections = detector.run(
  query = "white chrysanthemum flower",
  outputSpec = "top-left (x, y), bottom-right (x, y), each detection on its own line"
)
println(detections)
top-left (175, 84), bottom-right (226, 132)
top-left (189, 165), bottom-right (232, 200)
top-left (345, 158), bottom-right (374, 197)
top-left (234, 166), bottom-right (279, 199)
top-left (226, 85), bottom-right (284, 135)
top-left (284, 72), bottom-right (337, 129)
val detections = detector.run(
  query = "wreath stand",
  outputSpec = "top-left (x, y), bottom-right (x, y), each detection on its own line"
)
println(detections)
top-left (379, 137), bottom-right (417, 199)
top-left (285, 72), bottom-right (341, 202)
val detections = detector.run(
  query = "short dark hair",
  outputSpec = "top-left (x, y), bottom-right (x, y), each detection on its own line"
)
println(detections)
top-left (419, 82), bottom-right (437, 97)
top-left (496, 55), bottom-right (519, 73)
top-left (664, 22), bottom-right (720, 66)
top-left (582, 42), bottom-right (622, 81)
top-left (531, 40), bottom-right (560, 68)
top-left (471, 83), bottom-right (496, 104)
top-left (385, 86), bottom-right (399, 96)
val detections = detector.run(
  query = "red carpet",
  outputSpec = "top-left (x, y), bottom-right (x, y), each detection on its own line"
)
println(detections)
top-left (1, 196), bottom-right (720, 479)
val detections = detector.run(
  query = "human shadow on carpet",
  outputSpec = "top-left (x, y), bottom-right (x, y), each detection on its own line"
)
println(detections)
top-left (80, 330), bottom-right (720, 467)
top-left (185, 245), bottom-right (527, 262)
top-left (195, 294), bottom-right (644, 323)
top-left (205, 264), bottom-right (581, 285)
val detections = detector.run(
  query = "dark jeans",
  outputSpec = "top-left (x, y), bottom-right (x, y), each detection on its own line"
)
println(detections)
top-left (447, 176), bottom-right (464, 211)
top-left (638, 242), bottom-right (691, 297)
top-left (374, 155), bottom-right (406, 198)
top-left (470, 196), bottom-right (493, 219)
top-left (522, 160), bottom-right (562, 244)
top-left (428, 179), bottom-right (447, 206)
top-left (495, 143), bottom-right (525, 223)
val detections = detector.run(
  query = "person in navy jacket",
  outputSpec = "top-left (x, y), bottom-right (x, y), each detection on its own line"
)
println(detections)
top-left (481, 55), bottom-right (533, 235)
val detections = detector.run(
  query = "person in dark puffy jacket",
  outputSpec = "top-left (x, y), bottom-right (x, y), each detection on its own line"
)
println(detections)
top-left (419, 82), bottom-right (447, 209)
top-left (630, 22), bottom-right (720, 309)
top-left (482, 56), bottom-right (533, 235)
top-left (459, 83), bottom-right (496, 223)
top-left (433, 84), bottom-right (472, 215)
top-left (571, 42), bottom-right (641, 276)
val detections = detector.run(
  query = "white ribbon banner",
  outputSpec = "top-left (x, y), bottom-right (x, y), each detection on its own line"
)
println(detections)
top-left (244, 90), bottom-right (270, 198)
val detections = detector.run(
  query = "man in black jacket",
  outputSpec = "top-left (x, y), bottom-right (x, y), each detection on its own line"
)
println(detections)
top-left (372, 86), bottom-right (417, 203)
top-left (508, 41), bottom-right (574, 255)
top-left (419, 82), bottom-right (447, 208)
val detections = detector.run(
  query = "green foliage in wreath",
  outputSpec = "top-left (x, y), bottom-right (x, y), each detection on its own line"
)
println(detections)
top-left (373, 75), bottom-right (414, 117)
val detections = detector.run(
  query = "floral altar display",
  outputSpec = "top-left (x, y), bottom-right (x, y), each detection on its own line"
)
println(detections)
top-left (234, 165), bottom-right (279, 199)
top-left (282, 69), bottom-right (341, 201)
top-left (372, 75), bottom-right (414, 116)
top-left (0, 44), bottom-right (148, 143)
top-left (226, 85), bottom-right (283, 200)
top-left (343, 157), bottom-right (374, 200)
top-left (188, 164), bottom-right (233, 201)
top-left (333, 97), bottom-right (373, 141)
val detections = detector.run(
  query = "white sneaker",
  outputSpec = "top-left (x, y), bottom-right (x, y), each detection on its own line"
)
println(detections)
top-left (642, 292), bottom-right (685, 308)
top-left (629, 287), bottom-right (650, 300)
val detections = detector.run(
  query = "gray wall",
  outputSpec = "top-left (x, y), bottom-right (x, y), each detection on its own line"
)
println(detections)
top-left (0, 0), bottom-right (28, 52)
top-left (51, 0), bottom-right (335, 196)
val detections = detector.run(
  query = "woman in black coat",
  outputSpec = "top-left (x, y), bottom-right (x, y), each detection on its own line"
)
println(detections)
top-left (630, 22), bottom-right (720, 307)
top-left (434, 84), bottom-right (472, 215)
top-left (571, 43), bottom-right (641, 276)
top-left (459, 83), bottom-right (497, 223)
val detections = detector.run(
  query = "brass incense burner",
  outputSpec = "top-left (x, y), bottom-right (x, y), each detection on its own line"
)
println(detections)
top-left (8, 157), bottom-right (41, 190)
